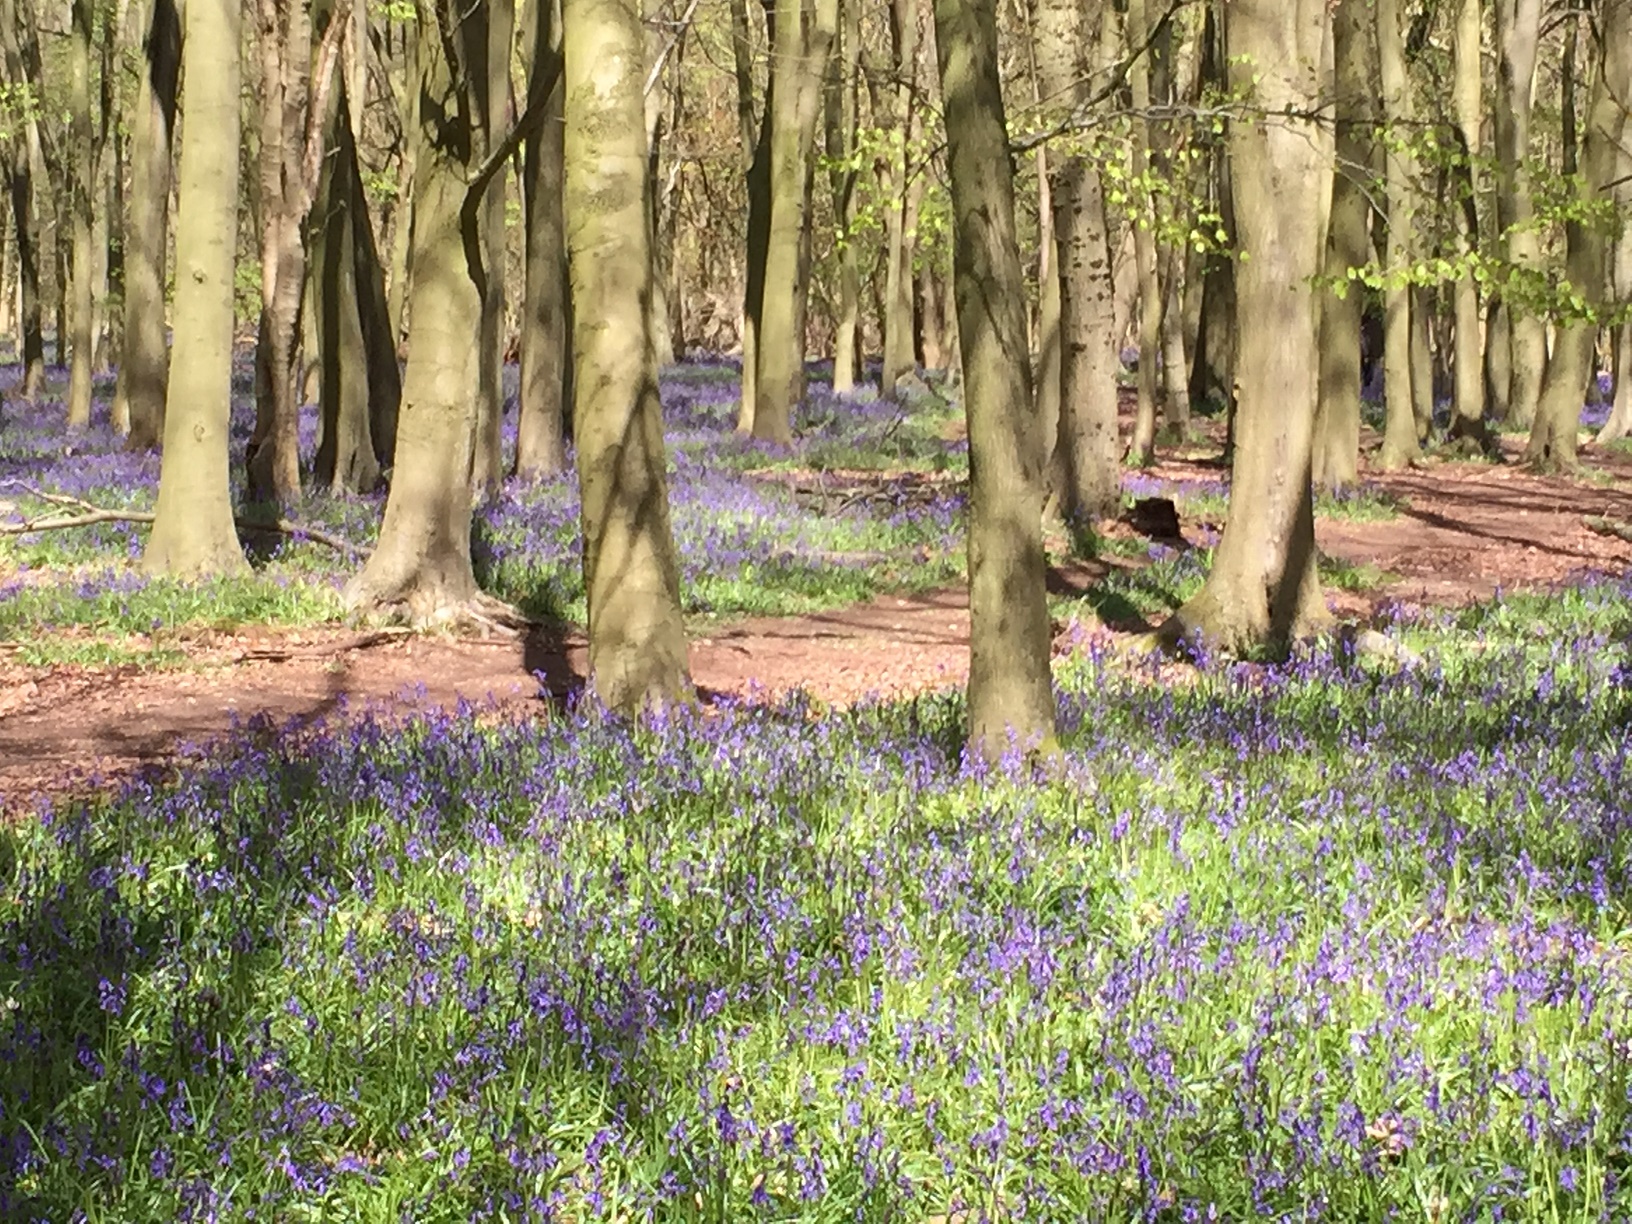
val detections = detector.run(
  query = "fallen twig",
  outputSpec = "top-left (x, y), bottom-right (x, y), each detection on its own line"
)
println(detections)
top-left (1584, 515), bottom-right (1632, 545)
top-left (0, 480), bottom-right (365, 558)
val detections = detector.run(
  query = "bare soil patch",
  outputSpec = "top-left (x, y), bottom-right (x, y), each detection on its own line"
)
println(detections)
top-left (4, 439), bottom-right (1628, 814)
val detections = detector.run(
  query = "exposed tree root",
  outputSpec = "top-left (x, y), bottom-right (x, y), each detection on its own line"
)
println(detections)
top-left (1584, 515), bottom-right (1632, 545)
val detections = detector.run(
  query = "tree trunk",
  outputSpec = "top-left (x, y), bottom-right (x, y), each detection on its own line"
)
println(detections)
top-left (823, 0), bottom-right (860, 393)
top-left (116, 0), bottom-right (178, 448)
top-left (754, 0), bottom-right (838, 443)
top-left (1527, 1), bottom-right (1629, 469)
top-left (879, 0), bottom-right (919, 396)
top-left (565, 0), bottom-right (692, 712)
top-left (1446, 0), bottom-right (1488, 450)
top-left (471, 0), bottom-right (515, 500)
top-left (1161, 0), bottom-right (1330, 654)
top-left (934, 0), bottom-right (1055, 760)
top-left (345, 0), bottom-right (485, 621)
top-left (1375, 0), bottom-right (1421, 470)
top-left (247, 0), bottom-right (314, 509)
top-left (0, 0), bottom-right (46, 401)
top-left (1314, 0), bottom-right (1370, 491)
top-left (515, 0), bottom-right (570, 477)
top-left (1035, 0), bottom-right (1118, 521)
top-left (384, 23), bottom-right (416, 350)
top-left (1124, 0), bottom-right (1160, 465)
top-left (1494, 0), bottom-right (1544, 428)
top-left (733, 0), bottom-right (769, 431)
top-left (1033, 149), bottom-right (1060, 456)
top-left (144, 0), bottom-right (247, 578)
top-left (65, 0), bottom-right (94, 428)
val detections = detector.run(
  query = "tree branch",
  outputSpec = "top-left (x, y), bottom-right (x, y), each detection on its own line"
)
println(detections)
top-left (0, 483), bottom-right (365, 558)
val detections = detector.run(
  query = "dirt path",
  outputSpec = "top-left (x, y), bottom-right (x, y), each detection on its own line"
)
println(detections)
top-left (4, 448), bottom-right (1629, 814)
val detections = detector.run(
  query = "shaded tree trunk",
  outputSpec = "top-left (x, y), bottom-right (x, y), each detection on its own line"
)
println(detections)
top-left (733, 0), bottom-right (771, 431)
top-left (1314, 0), bottom-right (1372, 491)
top-left (1125, 0), bottom-right (1161, 465)
top-left (1161, 0), bottom-right (1330, 653)
top-left (470, 0), bottom-right (515, 499)
top-left (565, 0), bottom-right (693, 712)
top-left (0, 0), bottom-right (47, 401)
top-left (879, 0), bottom-right (919, 396)
top-left (934, 0), bottom-right (1055, 760)
top-left (143, 0), bottom-right (248, 577)
top-left (515, 0), bottom-right (570, 477)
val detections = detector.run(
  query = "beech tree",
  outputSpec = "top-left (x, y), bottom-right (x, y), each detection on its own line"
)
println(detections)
top-left (144, 0), bottom-right (248, 578)
top-left (1160, 0), bottom-right (1332, 653)
top-left (935, 0), bottom-right (1054, 757)
top-left (565, 0), bottom-right (693, 712)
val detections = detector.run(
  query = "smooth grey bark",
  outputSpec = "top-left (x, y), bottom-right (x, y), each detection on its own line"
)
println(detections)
top-left (1493, 0), bottom-right (1544, 428)
top-left (565, 0), bottom-right (693, 712)
top-left (144, 0), bottom-right (248, 577)
top-left (822, 0), bottom-right (861, 392)
top-left (515, 0), bottom-right (570, 477)
top-left (471, 0), bottom-right (515, 500)
top-left (1375, 0), bottom-right (1422, 469)
top-left (1445, 0), bottom-right (1488, 450)
top-left (1314, 0), bottom-right (1371, 491)
top-left (1161, 0), bottom-right (1331, 653)
top-left (934, 0), bottom-right (1055, 760)
top-left (65, 0), bottom-right (94, 428)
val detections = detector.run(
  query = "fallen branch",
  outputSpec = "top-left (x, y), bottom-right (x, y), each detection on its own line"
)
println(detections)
top-left (1585, 515), bottom-right (1632, 544)
top-left (0, 481), bottom-right (365, 559)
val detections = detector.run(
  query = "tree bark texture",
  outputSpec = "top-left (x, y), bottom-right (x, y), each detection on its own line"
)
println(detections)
top-left (1375, 0), bottom-right (1422, 469)
top-left (1493, 0), bottom-right (1544, 427)
top-left (934, 0), bottom-right (1056, 760)
top-left (565, 0), bottom-right (693, 712)
top-left (1162, 0), bottom-right (1331, 653)
top-left (144, 0), bottom-right (248, 578)
top-left (66, 0), bottom-right (95, 428)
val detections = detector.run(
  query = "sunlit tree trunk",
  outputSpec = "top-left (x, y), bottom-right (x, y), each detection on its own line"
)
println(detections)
top-left (1375, 0), bottom-right (1422, 469)
top-left (1446, 0), bottom-right (1488, 450)
top-left (144, 0), bottom-right (248, 578)
top-left (566, 0), bottom-right (692, 712)
top-left (346, 0), bottom-right (486, 621)
top-left (754, 0), bottom-right (838, 443)
top-left (1493, 0), bottom-right (1544, 428)
top-left (879, 0), bottom-right (919, 396)
top-left (935, 0), bottom-right (1055, 760)
top-left (823, 0), bottom-right (861, 392)
top-left (1527, 1), bottom-right (1629, 470)
top-left (65, 0), bottom-right (94, 428)
top-left (1036, 0), bottom-right (1119, 521)
top-left (1161, 0), bottom-right (1331, 653)
top-left (733, 0), bottom-right (770, 431)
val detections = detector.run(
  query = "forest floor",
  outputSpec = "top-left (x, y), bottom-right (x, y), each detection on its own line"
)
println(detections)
top-left (5, 426), bottom-right (1629, 815)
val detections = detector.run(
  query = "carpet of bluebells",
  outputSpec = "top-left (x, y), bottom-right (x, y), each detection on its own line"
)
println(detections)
top-left (0, 360), bottom-right (970, 644)
top-left (3, 579), bottom-right (1631, 1220)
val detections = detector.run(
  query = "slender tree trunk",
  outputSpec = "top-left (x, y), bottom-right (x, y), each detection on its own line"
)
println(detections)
top-left (1598, 26), bottom-right (1632, 445)
top-left (754, 0), bottom-right (838, 443)
top-left (144, 0), bottom-right (247, 577)
top-left (565, 0), bottom-right (693, 712)
top-left (823, 0), bottom-right (860, 392)
top-left (470, 0), bottom-right (515, 500)
top-left (1314, 0), bottom-right (1370, 491)
top-left (1034, 149), bottom-right (1061, 456)
top-left (515, 0), bottom-right (570, 476)
top-left (0, 0), bottom-right (46, 401)
top-left (1375, 0), bottom-right (1421, 469)
top-left (1446, 0), bottom-right (1488, 450)
top-left (1494, 0), bottom-right (1544, 428)
top-left (733, 0), bottom-right (768, 430)
top-left (65, 0), bottom-right (94, 427)
top-left (1527, 1), bottom-right (1629, 469)
top-left (346, 0), bottom-right (486, 621)
top-left (385, 23), bottom-right (416, 350)
top-left (879, 0), bottom-right (919, 396)
top-left (935, 0), bottom-right (1055, 760)
top-left (1124, 0), bottom-right (1161, 465)
top-left (1162, 0), bottom-right (1331, 653)
top-left (117, 0), bottom-right (178, 448)
top-left (1036, 0), bottom-right (1118, 521)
